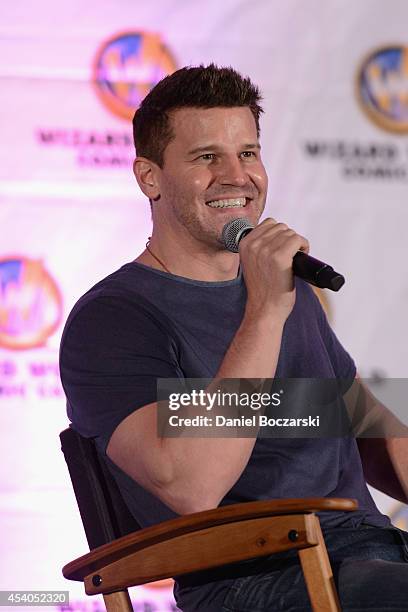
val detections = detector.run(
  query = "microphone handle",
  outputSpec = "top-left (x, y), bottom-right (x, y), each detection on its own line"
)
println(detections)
top-left (293, 251), bottom-right (345, 292)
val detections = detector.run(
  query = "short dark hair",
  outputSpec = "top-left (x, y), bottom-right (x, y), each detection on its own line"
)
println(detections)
top-left (132, 64), bottom-right (263, 167)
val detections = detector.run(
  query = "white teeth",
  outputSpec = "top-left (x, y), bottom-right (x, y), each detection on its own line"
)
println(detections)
top-left (206, 197), bottom-right (247, 208)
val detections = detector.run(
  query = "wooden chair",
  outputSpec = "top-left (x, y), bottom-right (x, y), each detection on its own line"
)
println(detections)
top-left (60, 426), bottom-right (358, 611)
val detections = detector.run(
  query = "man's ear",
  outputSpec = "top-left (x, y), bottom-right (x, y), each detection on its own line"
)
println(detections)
top-left (133, 157), bottom-right (161, 200)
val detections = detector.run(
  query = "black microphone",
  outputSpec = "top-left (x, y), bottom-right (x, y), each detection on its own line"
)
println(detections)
top-left (222, 218), bottom-right (345, 292)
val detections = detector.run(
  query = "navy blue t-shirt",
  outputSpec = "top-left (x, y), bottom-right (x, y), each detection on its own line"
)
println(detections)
top-left (60, 262), bottom-right (390, 607)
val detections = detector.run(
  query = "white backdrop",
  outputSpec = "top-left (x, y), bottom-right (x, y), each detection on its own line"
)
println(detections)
top-left (1, 1), bottom-right (407, 610)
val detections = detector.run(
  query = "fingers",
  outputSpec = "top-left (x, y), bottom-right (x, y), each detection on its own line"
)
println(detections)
top-left (238, 217), bottom-right (308, 318)
top-left (239, 217), bottom-right (310, 258)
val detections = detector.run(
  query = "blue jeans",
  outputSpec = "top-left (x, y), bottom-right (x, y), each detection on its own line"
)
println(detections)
top-left (221, 526), bottom-right (408, 611)
top-left (175, 526), bottom-right (408, 611)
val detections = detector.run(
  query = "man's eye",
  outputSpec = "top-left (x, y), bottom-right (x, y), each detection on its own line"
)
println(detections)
top-left (241, 151), bottom-right (256, 158)
top-left (200, 153), bottom-right (216, 160)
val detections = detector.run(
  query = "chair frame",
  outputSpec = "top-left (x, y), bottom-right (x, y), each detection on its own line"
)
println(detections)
top-left (60, 427), bottom-right (358, 612)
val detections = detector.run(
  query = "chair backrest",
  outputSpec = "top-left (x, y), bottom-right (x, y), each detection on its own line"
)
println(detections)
top-left (60, 427), bottom-right (141, 550)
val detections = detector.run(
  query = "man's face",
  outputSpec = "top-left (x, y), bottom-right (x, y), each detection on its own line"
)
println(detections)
top-left (154, 106), bottom-right (268, 249)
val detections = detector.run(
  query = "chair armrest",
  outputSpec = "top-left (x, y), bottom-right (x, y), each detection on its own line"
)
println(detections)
top-left (63, 497), bottom-right (357, 595)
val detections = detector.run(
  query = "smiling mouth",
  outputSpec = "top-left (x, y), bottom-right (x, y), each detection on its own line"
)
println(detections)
top-left (206, 197), bottom-right (248, 209)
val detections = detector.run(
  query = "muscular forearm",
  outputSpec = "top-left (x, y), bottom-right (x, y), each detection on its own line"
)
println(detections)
top-left (347, 377), bottom-right (408, 504)
top-left (386, 438), bottom-right (408, 502)
top-left (158, 308), bottom-right (287, 514)
top-left (357, 438), bottom-right (408, 504)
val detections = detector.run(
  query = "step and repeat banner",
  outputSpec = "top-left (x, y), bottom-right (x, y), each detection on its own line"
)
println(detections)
top-left (1, 1), bottom-right (407, 609)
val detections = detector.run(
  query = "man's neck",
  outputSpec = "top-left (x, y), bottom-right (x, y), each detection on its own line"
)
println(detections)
top-left (134, 239), bottom-right (240, 282)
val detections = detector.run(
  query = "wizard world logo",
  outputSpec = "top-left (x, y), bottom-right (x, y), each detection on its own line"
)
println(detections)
top-left (0, 257), bottom-right (62, 350)
top-left (356, 44), bottom-right (408, 134)
top-left (93, 31), bottom-right (178, 121)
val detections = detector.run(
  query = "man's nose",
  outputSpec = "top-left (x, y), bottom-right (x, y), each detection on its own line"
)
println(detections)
top-left (216, 157), bottom-right (248, 186)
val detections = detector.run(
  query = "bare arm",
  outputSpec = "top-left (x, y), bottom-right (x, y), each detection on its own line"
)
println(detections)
top-left (345, 376), bottom-right (408, 503)
top-left (107, 219), bottom-right (309, 514)
top-left (357, 437), bottom-right (408, 504)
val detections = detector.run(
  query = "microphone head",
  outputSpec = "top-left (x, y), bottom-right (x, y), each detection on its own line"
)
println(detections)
top-left (222, 218), bottom-right (254, 253)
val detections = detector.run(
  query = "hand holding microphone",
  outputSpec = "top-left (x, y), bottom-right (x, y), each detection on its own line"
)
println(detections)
top-left (222, 217), bottom-right (344, 321)
top-left (222, 217), bottom-right (345, 291)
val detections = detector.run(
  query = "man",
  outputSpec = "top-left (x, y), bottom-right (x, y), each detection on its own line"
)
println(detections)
top-left (60, 65), bottom-right (408, 611)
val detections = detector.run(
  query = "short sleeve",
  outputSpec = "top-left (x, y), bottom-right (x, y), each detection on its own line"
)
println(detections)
top-left (309, 286), bottom-right (356, 382)
top-left (59, 295), bottom-right (181, 451)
